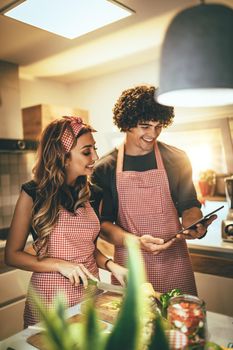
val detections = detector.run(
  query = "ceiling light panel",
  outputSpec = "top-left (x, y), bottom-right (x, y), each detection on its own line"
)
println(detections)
top-left (4, 0), bottom-right (133, 39)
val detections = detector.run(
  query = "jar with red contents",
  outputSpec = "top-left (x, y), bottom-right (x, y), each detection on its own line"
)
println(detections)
top-left (167, 294), bottom-right (207, 349)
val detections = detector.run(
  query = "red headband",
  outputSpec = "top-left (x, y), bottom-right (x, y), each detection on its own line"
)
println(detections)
top-left (61, 116), bottom-right (86, 153)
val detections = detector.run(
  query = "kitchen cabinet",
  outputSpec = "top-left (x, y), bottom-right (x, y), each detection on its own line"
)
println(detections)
top-left (22, 104), bottom-right (89, 140)
top-left (188, 246), bottom-right (233, 317)
top-left (0, 61), bottom-right (22, 139)
top-left (0, 242), bottom-right (33, 340)
top-left (187, 200), bottom-right (233, 317)
top-left (194, 272), bottom-right (233, 318)
top-left (0, 269), bottom-right (32, 340)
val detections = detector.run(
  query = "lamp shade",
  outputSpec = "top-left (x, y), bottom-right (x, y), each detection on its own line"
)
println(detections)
top-left (157, 3), bottom-right (233, 107)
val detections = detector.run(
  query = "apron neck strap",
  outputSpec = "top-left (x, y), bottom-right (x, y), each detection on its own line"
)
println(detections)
top-left (117, 141), bottom-right (164, 172)
top-left (154, 141), bottom-right (164, 169)
top-left (116, 143), bottom-right (124, 173)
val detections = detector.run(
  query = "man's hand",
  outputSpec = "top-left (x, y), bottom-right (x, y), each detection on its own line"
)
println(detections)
top-left (177, 214), bottom-right (217, 240)
top-left (139, 234), bottom-right (176, 255)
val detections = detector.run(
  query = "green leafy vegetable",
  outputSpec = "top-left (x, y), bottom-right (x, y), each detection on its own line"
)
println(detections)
top-left (160, 288), bottom-right (182, 317)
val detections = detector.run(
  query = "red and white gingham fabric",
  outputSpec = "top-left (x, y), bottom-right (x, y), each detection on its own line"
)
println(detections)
top-left (24, 202), bottom-right (100, 327)
top-left (113, 141), bottom-right (197, 295)
top-left (61, 116), bottom-right (86, 153)
top-left (165, 329), bottom-right (188, 349)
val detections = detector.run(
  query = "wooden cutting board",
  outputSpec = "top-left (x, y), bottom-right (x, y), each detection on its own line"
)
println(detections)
top-left (27, 313), bottom-right (108, 349)
top-left (80, 291), bottom-right (123, 324)
top-left (27, 332), bottom-right (47, 350)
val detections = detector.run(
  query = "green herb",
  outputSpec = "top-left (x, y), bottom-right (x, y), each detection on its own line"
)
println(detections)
top-left (160, 288), bottom-right (182, 317)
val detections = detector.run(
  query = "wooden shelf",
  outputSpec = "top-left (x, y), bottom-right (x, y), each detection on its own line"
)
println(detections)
top-left (22, 104), bottom-right (89, 140)
top-left (202, 195), bottom-right (226, 202)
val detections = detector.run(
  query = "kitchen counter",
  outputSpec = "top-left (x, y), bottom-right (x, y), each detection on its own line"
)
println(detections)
top-left (0, 306), bottom-right (232, 349)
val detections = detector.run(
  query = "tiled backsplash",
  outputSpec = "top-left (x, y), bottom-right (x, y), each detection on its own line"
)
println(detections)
top-left (0, 152), bottom-right (36, 229)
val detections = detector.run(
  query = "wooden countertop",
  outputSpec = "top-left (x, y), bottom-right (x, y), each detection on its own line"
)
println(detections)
top-left (0, 304), bottom-right (232, 349)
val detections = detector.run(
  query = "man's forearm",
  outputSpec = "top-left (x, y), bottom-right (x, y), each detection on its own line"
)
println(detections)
top-left (100, 221), bottom-right (176, 253)
top-left (100, 221), bottom-right (131, 246)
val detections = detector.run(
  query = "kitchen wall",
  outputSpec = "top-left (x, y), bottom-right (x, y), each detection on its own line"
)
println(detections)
top-left (19, 59), bottom-right (233, 158)
top-left (20, 77), bottom-right (70, 109)
top-left (0, 151), bottom-right (36, 229)
top-left (67, 60), bottom-right (233, 157)
top-left (19, 59), bottom-right (160, 155)
top-left (68, 59), bottom-right (159, 156)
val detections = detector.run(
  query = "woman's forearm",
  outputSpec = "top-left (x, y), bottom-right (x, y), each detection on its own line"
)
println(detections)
top-left (5, 249), bottom-right (67, 273)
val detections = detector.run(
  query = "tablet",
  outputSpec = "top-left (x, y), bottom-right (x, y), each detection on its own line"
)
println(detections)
top-left (177, 205), bottom-right (224, 234)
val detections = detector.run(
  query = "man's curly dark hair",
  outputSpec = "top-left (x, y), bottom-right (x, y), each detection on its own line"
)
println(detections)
top-left (113, 85), bottom-right (174, 131)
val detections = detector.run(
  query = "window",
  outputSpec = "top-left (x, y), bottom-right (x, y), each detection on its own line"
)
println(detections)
top-left (159, 118), bottom-right (233, 182)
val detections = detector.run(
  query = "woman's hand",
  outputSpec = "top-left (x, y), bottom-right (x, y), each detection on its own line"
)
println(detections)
top-left (106, 260), bottom-right (128, 286)
top-left (56, 261), bottom-right (98, 288)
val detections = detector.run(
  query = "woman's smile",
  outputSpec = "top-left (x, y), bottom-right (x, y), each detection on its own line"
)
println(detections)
top-left (65, 132), bottom-right (98, 184)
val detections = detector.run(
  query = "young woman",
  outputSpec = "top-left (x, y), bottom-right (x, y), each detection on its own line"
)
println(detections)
top-left (5, 116), bottom-right (127, 327)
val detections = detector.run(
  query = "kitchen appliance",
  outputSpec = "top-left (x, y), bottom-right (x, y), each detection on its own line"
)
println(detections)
top-left (222, 176), bottom-right (233, 242)
top-left (0, 138), bottom-right (38, 152)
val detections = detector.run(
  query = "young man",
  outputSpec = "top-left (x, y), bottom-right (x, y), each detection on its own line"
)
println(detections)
top-left (92, 85), bottom-right (216, 295)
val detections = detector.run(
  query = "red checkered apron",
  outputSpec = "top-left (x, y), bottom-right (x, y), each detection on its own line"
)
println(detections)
top-left (114, 142), bottom-right (197, 295)
top-left (24, 202), bottom-right (100, 327)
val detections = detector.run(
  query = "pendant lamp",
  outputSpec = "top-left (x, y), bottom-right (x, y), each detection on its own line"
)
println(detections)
top-left (156, 2), bottom-right (233, 107)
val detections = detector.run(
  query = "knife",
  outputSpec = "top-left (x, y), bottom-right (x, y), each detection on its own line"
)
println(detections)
top-left (88, 279), bottom-right (125, 295)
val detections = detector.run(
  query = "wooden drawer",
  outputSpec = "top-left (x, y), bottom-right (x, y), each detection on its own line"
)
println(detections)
top-left (190, 252), bottom-right (233, 278)
top-left (0, 298), bottom-right (26, 340)
top-left (0, 269), bottom-right (31, 306)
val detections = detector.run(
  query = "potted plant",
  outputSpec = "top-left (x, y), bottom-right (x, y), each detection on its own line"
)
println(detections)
top-left (198, 169), bottom-right (216, 197)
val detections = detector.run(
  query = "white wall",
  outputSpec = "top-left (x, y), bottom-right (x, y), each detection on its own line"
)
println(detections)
top-left (68, 59), bottom-right (159, 156)
top-left (67, 61), bottom-right (233, 156)
top-left (20, 77), bottom-right (71, 108)
top-left (19, 62), bottom-right (233, 155)
top-left (19, 62), bottom-right (159, 157)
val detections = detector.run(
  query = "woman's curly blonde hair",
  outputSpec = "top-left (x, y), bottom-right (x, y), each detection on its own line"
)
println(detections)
top-left (32, 118), bottom-right (93, 259)
top-left (113, 85), bottom-right (174, 131)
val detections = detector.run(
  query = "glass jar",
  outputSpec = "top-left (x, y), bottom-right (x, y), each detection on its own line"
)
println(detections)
top-left (165, 329), bottom-right (188, 350)
top-left (167, 294), bottom-right (207, 349)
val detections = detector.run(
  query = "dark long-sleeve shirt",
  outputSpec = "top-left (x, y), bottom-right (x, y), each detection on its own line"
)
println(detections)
top-left (91, 141), bottom-right (201, 222)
